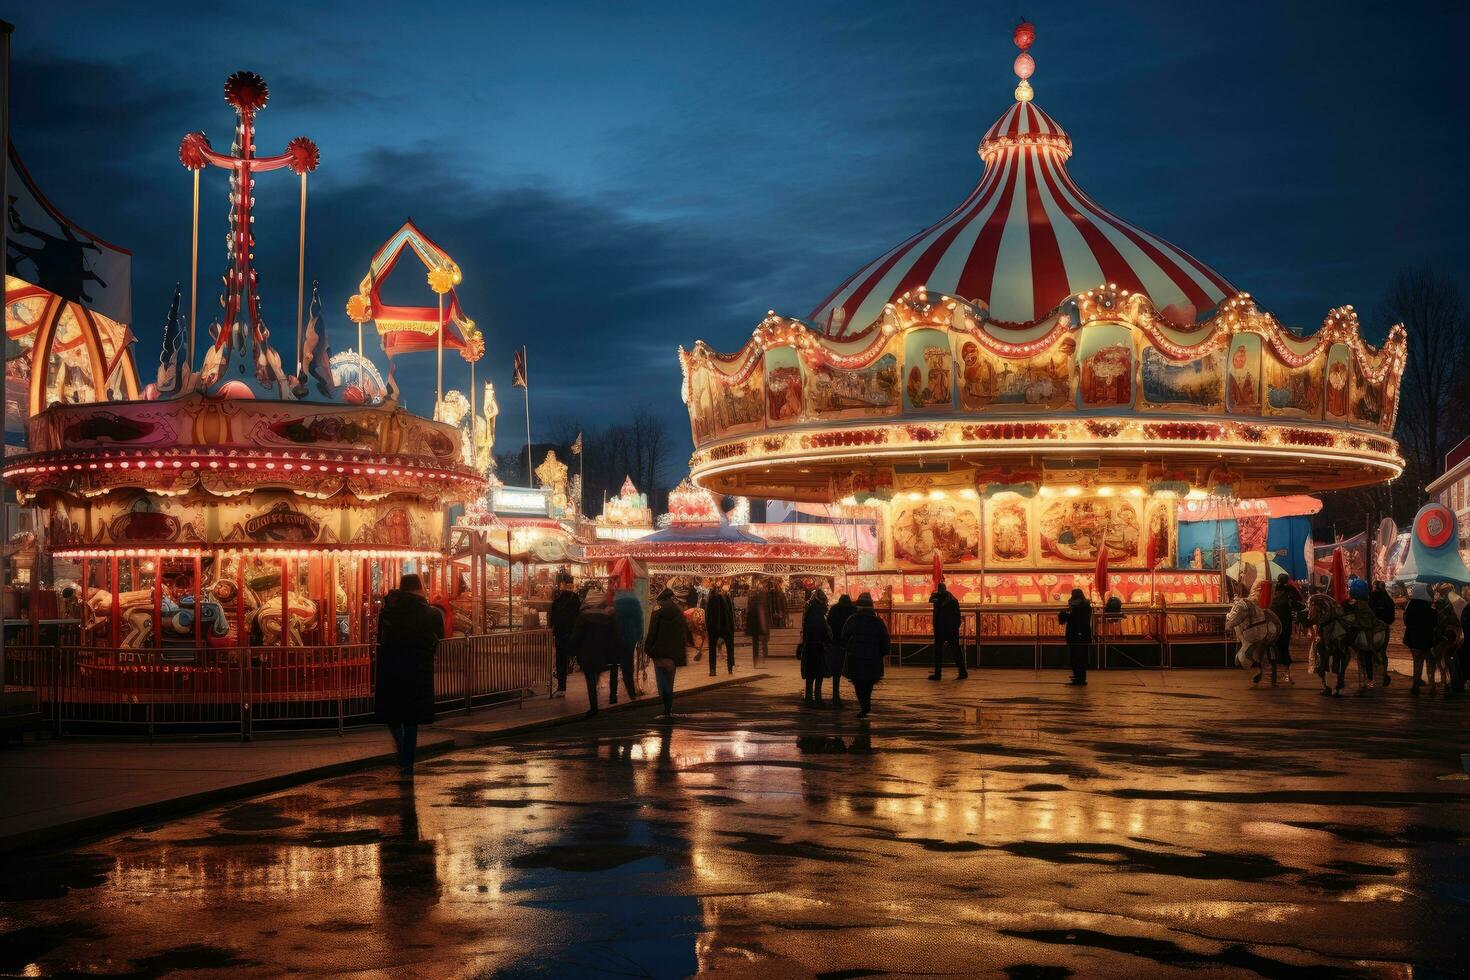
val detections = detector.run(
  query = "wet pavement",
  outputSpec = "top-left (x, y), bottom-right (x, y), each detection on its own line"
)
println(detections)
top-left (3, 666), bottom-right (1468, 978)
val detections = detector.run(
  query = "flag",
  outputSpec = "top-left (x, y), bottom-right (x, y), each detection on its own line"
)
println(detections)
top-left (1257, 576), bottom-right (1273, 610)
top-left (1330, 548), bottom-right (1347, 603)
top-left (570, 432), bottom-right (583, 456)
top-left (932, 549), bottom-right (944, 589)
top-left (295, 281), bottom-right (336, 399)
top-left (512, 347), bottom-right (527, 388)
top-left (1093, 544), bottom-right (1109, 598)
top-left (1145, 529), bottom-right (1158, 572)
top-left (156, 284), bottom-right (185, 397)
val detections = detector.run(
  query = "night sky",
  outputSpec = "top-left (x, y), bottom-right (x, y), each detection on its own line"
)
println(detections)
top-left (11, 1), bottom-right (1468, 477)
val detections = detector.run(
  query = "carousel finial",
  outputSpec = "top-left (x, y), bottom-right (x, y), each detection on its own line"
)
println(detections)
top-left (1012, 18), bottom-right (1036, 102)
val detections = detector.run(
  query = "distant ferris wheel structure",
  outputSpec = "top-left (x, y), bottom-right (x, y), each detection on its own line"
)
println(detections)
top-left (329, 350), bottom-right (387, 403)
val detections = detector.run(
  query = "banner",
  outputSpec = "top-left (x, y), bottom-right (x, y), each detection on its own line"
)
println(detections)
top-left (6, 144), bottom-right (131, 326)
top-left (1312, 532), bottom-right (1367, 592)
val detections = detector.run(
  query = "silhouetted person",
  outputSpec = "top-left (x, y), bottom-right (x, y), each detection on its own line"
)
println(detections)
top-left (842, 592), bottom-right (889, 719)
top-left (1404, 582), bottom-right (1434, 690)
top-left (705, 581), bottom-right (736, 676)
top-left (374, 573), bottom-right (444, 774)
top-left (745, 583), bottom-right (771, 664)
top-left (826, 594), bottom-right (855, 707)
top-left (1270, 574), bottom-right (1303, 686)
top-left (549, 572), bottom-right (582, 697)
top-left (570, 600), bottom-right (619, 718)
top-left (611, 587), bottom-right (643, 703)
top-left (1058, 588), bottom-right (1092, 686)
top-left (801, 589), bottom-right (832, 705)
top-left (927, 581), bottom-right (967, 680)
top-left (644, 588), bottom-right (691, 718)
top-left (767, 579), bottom-right (788, 630)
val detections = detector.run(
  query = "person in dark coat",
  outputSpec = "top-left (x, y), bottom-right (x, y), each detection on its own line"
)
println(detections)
top-left (1455, 597), bottom-right (1470, 696)
top-left (611, 588), bottom-right (644, 704)
top-left (927, 581), bottom-right (967, 680)
top-left (1058, 588), bottom-right (1093, 686)
top-left (643, 589), bottom-right (690, 717)
top-left (801, 590), bottom-right (833, 705)
top-left (841, 592), bottom-right (889, 719)
top-left (705, 581), bottom-right (737, 677)
top-left (1270, 574), bottom-right (1304, 686)
top-left (549, 572), bottom-right (582, 697)
top-left (826, 595), bottom-right (855, 707)
top-left (374, 573), bottom-right (445, 773)
top-left (745, 584), bottom-right (771, 665)
top-left (768, 580), bottom-right (788, 630)
top-left (1402, 583), bottom-right (1435, 690)
top-left (1368, 581), bottom-right (1396, 627)
top-left (570, 602), bottom-right (620, 718)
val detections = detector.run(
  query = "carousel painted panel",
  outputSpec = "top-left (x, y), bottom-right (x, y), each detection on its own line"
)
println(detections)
top-left (1138, 346), bottom-right (1223, 413)
top-left (984, 494), bottom-right (1033, 566)
top-left (763, 347), bottom-right (805, 426)
top-left (1324, 344), bottom-right (1351, 422)
top-left (902, 328), bottom-right (955, 413)
top-left (29, 399), bottom-right (187, 452)
top-left (1263, 347), bottom-right (1324, 419)
top-left (1223, 333), bottom-right (1263, 416)
top-left (690, 361), bottom-right (763, 441)
top-left (889, 494), bottom-right (980, 567)
top-left (1037, 495), bottom-right (1142, 565)
top-left (45, 492), bottom-right (209, 551)
top-left (805, 343), bottom-right (901, 420)
top-left (955, 335), bottom-right (1073, 412)
top-left (1350, 358), bottom-right (1384, 428)
top-left (1075, 324), bottom-right (1132, 410)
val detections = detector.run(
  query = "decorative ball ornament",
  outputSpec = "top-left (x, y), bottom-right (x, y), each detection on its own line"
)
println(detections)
top-left (1014, 52), bottom-right (1035, 80)
top-left (1014, 80), bottom-right (1034, 103)
top-left (345, 294), bottom-right (373, 323)
top-left (178, 132), bottom-right (211, 171)
top-left (460, 332), bottom-right (486, 363)
top-left (1013, 19), bottom-right (1035, 51)
top-left (427, 263), bottom-right (460, 295)
top-left (223, 71), bottom-right (270, 112)
top-left (284, 136), bottom-right (320, 175)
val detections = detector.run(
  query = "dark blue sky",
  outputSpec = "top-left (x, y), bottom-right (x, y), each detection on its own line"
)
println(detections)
top-left (11, 1), bottom-right (1468, 469)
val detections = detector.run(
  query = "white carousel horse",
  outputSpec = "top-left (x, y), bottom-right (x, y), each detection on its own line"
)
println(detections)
top-left (1225, 597), bottom-right (1280, 671)
top-left (251, 589), bottom-right (320, 647)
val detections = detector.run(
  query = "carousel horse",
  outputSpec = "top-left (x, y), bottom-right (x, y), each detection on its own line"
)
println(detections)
top-left (251, 589), bottom-right (320, 646)
top-left (1225, 596), bottom-right (1280, 681)
top-left (1306, 593), bottom-right (1350, 694)
top-left (157, 591), bottom-right (230, 647)
top-left (82, 587), bottom-right (156, 648)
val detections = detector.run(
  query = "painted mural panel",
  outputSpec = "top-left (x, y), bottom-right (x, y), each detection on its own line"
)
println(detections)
top-left (1076, 324), bottom-right (1132, 408)
top-left (1139, 346), bottom-right (1223, 411)
top-left (903, 328), bottom-right (954, 412)
top-left (956, 336), bottom-right (1074, 412)
top-left (986, 495), bottom-right (1032, 565)
top-left (890, 496), bottom-right (980, 566)
top-left (1144, 497), bottom-right (1173, 567)
top-left (763, 347), bottom-right (804, 425)
top-left (701, 365), bottom-right (764, 439)
top-left (805, 345), bottom-right (901, 419)
top-left (1038, 495), bottom-right (1142, 565)
top-left (1324, 344), bottom-right (1350, 421)
top-left (1350, 358), bottom-right (1383, 427)
top-left (1263, 349), bottom-right (1323, 419)
top-left (1224, 333), bottom-right (1262, 416)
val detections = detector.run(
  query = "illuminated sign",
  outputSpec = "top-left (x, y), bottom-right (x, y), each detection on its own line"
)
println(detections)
top-left (492, 486), bottom-right (549, 516)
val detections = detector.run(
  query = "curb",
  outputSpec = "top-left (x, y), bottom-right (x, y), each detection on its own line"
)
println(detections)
top-left (436, 672), bottom-right (771, 745)
top-left (0, 735), bottom-right (457, 856)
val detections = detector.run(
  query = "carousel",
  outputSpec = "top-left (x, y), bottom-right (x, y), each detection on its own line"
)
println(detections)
top-left (2, 73), bottom-right (490, 728)
top-left (677, 24), bottom-right (1407, 667)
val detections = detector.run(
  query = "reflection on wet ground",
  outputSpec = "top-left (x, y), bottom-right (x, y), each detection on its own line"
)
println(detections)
top-left (2, 670), bottom-right (1468, 977)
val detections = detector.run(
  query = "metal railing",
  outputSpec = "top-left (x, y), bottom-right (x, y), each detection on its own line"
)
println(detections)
top-left (873, 602), bottom-right (1232, 670)
top-left (1, 629), bottom-right (555, 738)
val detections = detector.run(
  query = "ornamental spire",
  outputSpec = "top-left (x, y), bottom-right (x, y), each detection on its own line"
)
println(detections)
top-left (1012, 19), bottom-right (1036, 102)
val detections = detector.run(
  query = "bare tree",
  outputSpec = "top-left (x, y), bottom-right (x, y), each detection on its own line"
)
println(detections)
top-left (1383, 265), bottom-right (1469, 499)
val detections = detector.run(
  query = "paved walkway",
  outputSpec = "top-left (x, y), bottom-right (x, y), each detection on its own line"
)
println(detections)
top-left (0, 661), bottom-right (771, 853)
top-left (3, 663), bottom-right (1465, 977)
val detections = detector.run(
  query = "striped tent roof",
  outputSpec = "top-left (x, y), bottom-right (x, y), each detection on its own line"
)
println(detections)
top-left (810, 99), bottom-right (1235, 337)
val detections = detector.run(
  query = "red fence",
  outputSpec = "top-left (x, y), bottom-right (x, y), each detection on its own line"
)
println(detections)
top-left (1, 630), bottom-right (555, 737)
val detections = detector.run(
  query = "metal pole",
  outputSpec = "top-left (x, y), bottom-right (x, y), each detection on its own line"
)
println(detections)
top-left (0, 19), bottom-right (10, 692)
top-left (523, 348), bottom-right (533, 486)
top-left (295, 172), bottom-right (306, 382)
top-left (190, 168), bottom-right (200, 372)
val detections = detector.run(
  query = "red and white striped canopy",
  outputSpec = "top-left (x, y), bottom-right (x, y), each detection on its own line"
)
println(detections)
top-left (811, 100), bottom-right (1235, 336)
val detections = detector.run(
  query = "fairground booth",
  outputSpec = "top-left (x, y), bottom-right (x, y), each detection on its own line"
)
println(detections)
top-left (677, 24), bottom-right (1407, 669)
top-left (2, 73), bottom-right (549, 735)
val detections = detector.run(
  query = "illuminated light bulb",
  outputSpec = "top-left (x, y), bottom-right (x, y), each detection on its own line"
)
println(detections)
top-left (1065, 486), bottom-right (1082, 497)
